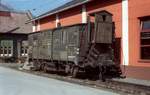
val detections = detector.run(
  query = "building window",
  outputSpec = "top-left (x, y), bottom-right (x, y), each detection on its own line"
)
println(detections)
top-left (21, 47), bottom-right (28, 56)
top-left (4, 47), bottom-right (7, 54)
top-left (140, 17), bottom-right (150, 60)
top-left (0, 47), bottom-right (3, 56)
top-left (0, 40), bottom-right (13, 57)
top-left (21, 41), bottom-right (28, 56)
top-left (8, 47), bottom-right (12, 55)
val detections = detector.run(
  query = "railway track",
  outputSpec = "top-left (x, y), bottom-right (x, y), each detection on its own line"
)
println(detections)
top-left (22, 70), bottom-right (150, 95)
top-left (1, 63), bottom-right (149, 95)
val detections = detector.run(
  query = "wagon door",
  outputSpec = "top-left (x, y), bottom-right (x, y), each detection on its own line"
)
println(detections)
top-left (38, 32), bottom-right (44, 59)
top-left (66, 26), bottom-right (80, 62)
top-left (52, 29), bottom-right (62, 61)
top-left (41, 30), bottom-right (52, 60)
top-left (28, 34), bottom-right (34, 59)
top-left (32, 33), bottom-right (40, 59)
top-left (60, 28), bottom-right (68, 61)
top-left (46, 30), bottom-right (53, 60)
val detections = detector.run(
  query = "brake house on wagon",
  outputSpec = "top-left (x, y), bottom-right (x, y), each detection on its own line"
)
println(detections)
top-left (28, 0), bottom-right (150, 81)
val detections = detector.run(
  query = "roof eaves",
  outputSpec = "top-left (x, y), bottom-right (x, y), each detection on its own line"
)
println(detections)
top-left (27, 0), bottom-right (91, 23)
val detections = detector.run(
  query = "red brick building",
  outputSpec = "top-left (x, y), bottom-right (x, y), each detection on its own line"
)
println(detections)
top-left (29, 0), bottom-right (150, 80)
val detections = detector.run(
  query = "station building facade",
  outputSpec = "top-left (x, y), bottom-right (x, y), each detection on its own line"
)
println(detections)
top-left (30, 0), bottom-right (150, 80)
top-left (0, 4), bottom-right (32, 62)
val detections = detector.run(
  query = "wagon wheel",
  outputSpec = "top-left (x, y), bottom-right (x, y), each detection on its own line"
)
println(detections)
top-left (65, 64), bottom-right (70, 74)
top-left (99, 66), bottom-right (106, 82)
top-left (72, 66), bottom-right (79, 78)
top-left (36, 61), bottom-right (41, 70)
top-left (84, 66), bottom-right (90, 78)
top-left (41, 63), bottom-right (45, 71)
top-left (43, 64), bottom-right (48, 73)
top-left (99, 72), bottom-right (105, 82)
top-left (39, 63), bottom-right (43, 71)
top-left (33, 60), bottom-right (39, 70)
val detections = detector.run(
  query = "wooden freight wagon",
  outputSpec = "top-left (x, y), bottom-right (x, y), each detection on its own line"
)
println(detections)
top-left (28, 11), bottom-right (122, 81)
top-left (28, 24), bottom-right (87, 71)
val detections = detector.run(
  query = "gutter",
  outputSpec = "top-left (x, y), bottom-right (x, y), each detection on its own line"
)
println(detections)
top-left (6, 27), bottom-right (20, 33)
top-left (0, 27), bottom-right (20, 34)
top-left (26, 0), bottom-right (91, 23)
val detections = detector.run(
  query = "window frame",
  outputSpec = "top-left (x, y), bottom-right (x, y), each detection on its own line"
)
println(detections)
top-left (21, 41), bottom-right (28, 56)
top-left (0, 40), bottom-right (13, 57)
top-left (140, 17), bottom-right (150, 60)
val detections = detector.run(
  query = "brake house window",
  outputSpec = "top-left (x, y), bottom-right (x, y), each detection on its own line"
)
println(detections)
top-left (140, 18), bottom-right (150, 60)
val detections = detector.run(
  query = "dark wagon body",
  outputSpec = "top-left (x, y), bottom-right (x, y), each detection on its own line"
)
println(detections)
top-left (28, 24), bottom-right (87, 65)
top-left (28, 11), bottom-right (122, 81)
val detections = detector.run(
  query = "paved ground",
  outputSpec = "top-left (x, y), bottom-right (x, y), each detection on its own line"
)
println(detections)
top-left (113, 78), bottom-right (150, 87)
top-left (0, 67), bottom-right (119, 95)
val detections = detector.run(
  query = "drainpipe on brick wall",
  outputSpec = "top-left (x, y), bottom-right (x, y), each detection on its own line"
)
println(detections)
top-left (82, 5), bottom-right (87, 23)
top-left (122, 0), bottom-right (129, 66)
top-left (32, 21), bottom-right (36, 32)
top-left (56, 14), bottom-right (60, 28)
top-left (32, 25), bottom-right (36, 32)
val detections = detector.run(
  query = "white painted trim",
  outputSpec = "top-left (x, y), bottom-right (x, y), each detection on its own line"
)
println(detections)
top-left (4, 54), bottom-right (8, 56)
top-left (56, 14), bottom-right (60, 27)
top-left (21, 53), bottom-right (28, 56)
top-left (32, 25), bottom-right (36, 32)
top-left (122, 0), bottom-right (129, 65)
top-left (8, 54), bottom-right (12, 57)
top-left (82, 5), bottom-right (87, 23)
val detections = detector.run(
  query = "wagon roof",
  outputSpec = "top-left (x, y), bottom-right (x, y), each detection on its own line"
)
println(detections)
top-left (28, 23), bottom-right (87, 35)
top-left (27, 0), bottom-right (91, 23)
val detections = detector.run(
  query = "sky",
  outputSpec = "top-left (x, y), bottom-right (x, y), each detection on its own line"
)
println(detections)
top-left (1, 0), bottom-right (72, 17)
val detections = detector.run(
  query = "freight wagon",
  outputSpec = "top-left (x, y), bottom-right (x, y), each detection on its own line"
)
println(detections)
top-left (28, 24), bottom-right (85, 72)
top-left (28, 11), bottom-right (122, 81)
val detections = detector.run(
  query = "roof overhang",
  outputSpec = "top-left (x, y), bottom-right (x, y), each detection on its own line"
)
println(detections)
top-left (26, 0), bottom-right (91, 23)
